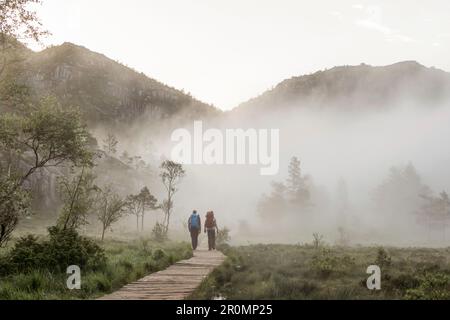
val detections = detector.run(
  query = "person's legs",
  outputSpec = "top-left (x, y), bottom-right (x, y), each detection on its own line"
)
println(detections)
top-left (207, 230), bottom-right (213, 250)
top-left (193, 229), bottom-right (199, 250)
top-left (211, 230), bottom-right (216, 250)
top-left (190, 229), bottom-right (198, 250)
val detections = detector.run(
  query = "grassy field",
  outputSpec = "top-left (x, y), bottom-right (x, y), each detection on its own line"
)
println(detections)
top-left (191, 244), bottom-right (450, 300)
top-left (0, 237), bottom-right (192, 300)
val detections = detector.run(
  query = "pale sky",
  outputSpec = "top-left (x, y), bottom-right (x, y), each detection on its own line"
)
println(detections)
top-left (33, 0), bottom-right (450, 110)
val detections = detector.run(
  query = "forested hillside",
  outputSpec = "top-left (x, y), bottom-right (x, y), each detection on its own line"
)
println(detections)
top-left (234, 61), bottom-right (450, 114)
top-left (1, 42), bottom-right (220, 125)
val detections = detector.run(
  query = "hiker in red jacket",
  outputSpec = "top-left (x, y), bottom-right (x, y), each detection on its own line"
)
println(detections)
top-left (204, 211), bottom-right (219, 251)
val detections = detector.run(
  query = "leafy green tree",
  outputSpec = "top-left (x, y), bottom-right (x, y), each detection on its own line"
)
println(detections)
top-left (0, 0), bottom-right (51, 246)
top-left (160, 160), bottom-right (185, 233)
top-left (0, 78), bottom-right (30, 111)
top-left (57, 167), bottom-right (99, 231)
top-left (124, 187), bottom-right (158, 232)
top-left (97, 186), bottom-right (125, 241)
top-left (0, 97), bottom-right (93, 246)
top-left (1, 97), bottom-right (93, 184)
top-left (0, 175), bottom-right (29, 246)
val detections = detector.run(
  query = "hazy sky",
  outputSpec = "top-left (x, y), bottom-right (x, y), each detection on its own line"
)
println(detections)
top-left (33, 0), bottom-right (450, 110)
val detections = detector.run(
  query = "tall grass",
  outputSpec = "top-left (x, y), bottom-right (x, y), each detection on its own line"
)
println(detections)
top-left (191, 245), bottom-right (450, 300)
top-left (0, 238), bottom-right (192, 300)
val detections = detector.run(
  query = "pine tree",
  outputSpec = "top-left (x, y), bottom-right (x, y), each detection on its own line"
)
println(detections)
top-left (286, 157), bottom-right (310, 207)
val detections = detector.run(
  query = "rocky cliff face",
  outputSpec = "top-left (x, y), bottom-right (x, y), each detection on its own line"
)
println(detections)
top-left (3, 42), bottom-right (217, 215)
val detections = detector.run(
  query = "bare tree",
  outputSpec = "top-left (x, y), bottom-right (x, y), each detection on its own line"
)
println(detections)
top-left (57, 167), bottom-right (99, 231)
top-left (97, 187), bottom-right (125, 241)
top-left (125, 194), bottom-right (142, 232)
top-left (102, 133), bottom-right (118, 156)
top-left (160, 161), bottom-right (185, 234)
top-left (138, 186), bottom-right (158, 232)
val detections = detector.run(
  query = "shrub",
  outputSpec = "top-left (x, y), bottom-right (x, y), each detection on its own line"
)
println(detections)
top-left (312, 233), bottom-right (324, 249)
top-left (405, 273), bottom-right (450, 300)
top-left (6, 235), bottom-right (45, 273)
top-left (118, 259), bottom-right (134, 272)
top-left (217, 228), bottom-right (231, 249)
top-left (389, 273), bottom-right (420, 292)
top-left (4, 227), bottom-right (106, 275)
top-left (310, 249), bottom-right (355, 278)
top-left (376, 247), bottom-right (392, 268)
top-left (139, 238), bottom-right (152, 255)
top-left (152, 248), bottom-right (167, 260)
top-left (271, 274), bottom-right (317, 298)
top-left (84, 272), bottom-right (112, 293)
top-left (45, 227), bottom-right (106, 272)
top-left (310, 249), bottom-right (337, 277)
top-left (0, 256), bottom-right (12, 275)
top-left (152, 222), bottom-right (168, 243)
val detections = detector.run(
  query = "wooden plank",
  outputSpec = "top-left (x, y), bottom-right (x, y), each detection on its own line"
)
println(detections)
top-left (98, 245), bottom-right (225, 300)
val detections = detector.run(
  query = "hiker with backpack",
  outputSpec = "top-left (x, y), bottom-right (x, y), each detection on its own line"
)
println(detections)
top-left (188, 210), bottom-right (201, 250)
top-left (204, 211), bottom-right (219, 251)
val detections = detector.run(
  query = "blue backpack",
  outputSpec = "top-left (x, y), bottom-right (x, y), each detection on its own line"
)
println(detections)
top-left (190, 214), bottom-right (200, 229)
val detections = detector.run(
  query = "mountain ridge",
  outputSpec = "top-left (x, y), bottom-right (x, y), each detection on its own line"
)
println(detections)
top-left (233, 61), bottom-right (450, 113)
top-left (3, 40), bottom-right (450, 120)
top-left (5, 42), bottom-right (221, 125)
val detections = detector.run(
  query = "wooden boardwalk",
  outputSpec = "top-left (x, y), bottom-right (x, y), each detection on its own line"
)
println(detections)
top-left (99, 244), bottom-right (226, 300)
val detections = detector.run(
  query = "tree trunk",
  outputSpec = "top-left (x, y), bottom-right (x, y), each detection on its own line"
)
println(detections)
top-left (165, 193), bottom-right (172, 233)
top-left (141, 209), bottom-right (145, 232)
top-left (101, 227), bottom-right (106, 241)
top-left (136, 215), bottom-right (139, 232)
top-left (166, 212), bottom-right (171, 234)
top-left (63, 167), bottom-right (85, 230)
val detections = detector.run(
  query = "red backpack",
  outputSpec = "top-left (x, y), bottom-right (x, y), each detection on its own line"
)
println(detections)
top-left (205, 211), bottom-right (215, 228)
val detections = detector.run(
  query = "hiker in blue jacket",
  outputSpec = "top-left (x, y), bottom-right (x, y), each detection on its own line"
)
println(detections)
top-left (188, 210), bottom-right (201, 250)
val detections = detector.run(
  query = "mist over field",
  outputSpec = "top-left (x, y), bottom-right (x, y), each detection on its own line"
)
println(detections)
top-left (3, 1), bottom-right (450, 253)
top-left (5, 40), bottom-right (450, 248)
top-left (92, 88), bottom-right (450, 247)
top-left (6, 0), bottom-right (450, 302)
